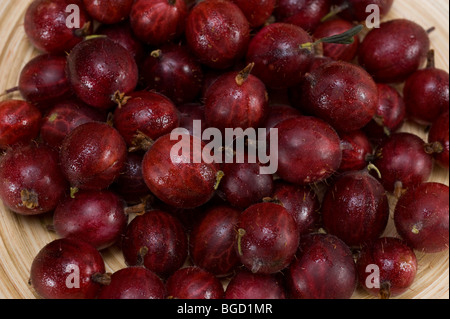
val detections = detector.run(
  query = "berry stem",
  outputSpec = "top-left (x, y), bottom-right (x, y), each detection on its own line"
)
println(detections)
top-left (237, 228), bottom-right (246, 256)
top-left (367, 163), bottom-right (382, 179)
top-left (379, 281), bottom-right (391, 299)
top-left (300, 24), bottom-right (363, 51)
top-left (0, 86), bottom-right (19, 97)
top-left (91, 273), bottom-right (112, 286)
top-left (129, 131), bottom-right (154, 153)
top-left (321, 3), bottom-right (349, 22)
top-left (235, 63), bottom-right (255, 86)
top-left (424, 141), bottom-right (444, 154)
top-left (426, 49), bottom-right (435, 69)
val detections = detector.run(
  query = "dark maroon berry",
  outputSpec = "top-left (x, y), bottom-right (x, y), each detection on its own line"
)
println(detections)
top-left (230, 0), bottom-right (276, 28)
top-left (262, 104), bottom-right (302, 133)
top-left (313, 18), bottom-right (359, 62)
top-left (113, 91), bottom-right (180, 150)
top-left (112, 153), bottom-right (151, 205)
top-left (53, 190), bottom-right (128, 250)
top-left (275, 0), bottom-right (331, 33)
top-left (18, 54), bottom-right (71, 109)
top-left (166, 267), bottom-right (225, 299)
top-left (121, 210), bottom-right (188, 278)
top-left (186, 0), bottom-right (250, 69)
top-left (82, 0), bottom-right (134, 24)
top-left (59, 122), bottom-right (127, 191)
top-left (40, 99), bottom-right (105, 150)
top-left (287, 233), bottom-right (357, 299)
top-left (356, 237), bottom-right (418, 299)
top-left (130, 0), bottom-right (188, 46)
top-left (189, 205), bottom-right (241, 276)
top-left (140, 45), bottom-right (204, 105)
top-left (66, 37), bottom-right (138, 110)
top-left (204, 63), bottom-right (268, 132)
top-left (29, 238), bottom-right (107, 299)
top-left (225, 269), bottom-right (286, 299)
top-left (394, 182), bottom-right (449, 253)
top-left (0, 143), bottom-right (68, 215)
top-left (358, 19), bottom-right (430, 83)
top-left (363, 83), bottom-right (406, 144)
top-left (142, 133), bottom-right (221, 209)
top-left (218, 153), bottom-right (274, 209)
top-left (373, 132), bottom-right (434, 196)
top-left (403, 54), bottom-right (449, 125)
top-left (24, 0), bottom-right (92, 54)
top-left (321, 169), bottom-right (390, 248)
top-left (246, 23), bottom-right (314, 89)
top-left (427, 110), bottom-right (449, 169)
top-left (301, 61), bottom-right (378, 132)
top-left (269, 181), bottom-right (321, 235)
top-left (97, 267), bottom-right (165, 299)
top-left (96, 21), bottom-right (145, 64)
top-left (0, 100), bottom-right (41, 149)
top-left (273, 116), bottom-right (342, 185)
top-left (339, 130), bottom-right (373, 172)
top-left (236, 202), bottom-right (299, 274)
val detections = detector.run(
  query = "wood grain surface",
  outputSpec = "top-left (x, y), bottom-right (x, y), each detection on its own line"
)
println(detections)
top-left (0, 0), bottom-right (448, 299)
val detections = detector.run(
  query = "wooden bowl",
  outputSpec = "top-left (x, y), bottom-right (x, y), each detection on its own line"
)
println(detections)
top-left (0, 0), bottom-right (448, 299)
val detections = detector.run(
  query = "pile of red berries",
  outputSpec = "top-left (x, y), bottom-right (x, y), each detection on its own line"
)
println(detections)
top-left (0, 0), bottom-right (448, 299)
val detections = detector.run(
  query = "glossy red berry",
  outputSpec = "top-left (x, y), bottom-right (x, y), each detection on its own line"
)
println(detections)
top-left (97, 267), bottom-right (166, 299)
top-left (236, 202), bottom-right (299, 274)
top-left (130, 0), bottom-right (188, 46)
top-left (0, 100), bottom-right (42, 149)
top-left (186, 0), bottom-right (250, 69)
top-left (273, 116), bottom-right (342, 185)
top-left (29, 238), bottom-right (107, 299)
top-left (356, 237), bottom-right (418, 299)
top-left (0, 143), bottom-right (68, 216)
top-left (339, 130), bottom-right (373, 172)
top-left (166, 267), bottom-right (225, 299)
top-left (373, 132), bottom-right (434, 195)
top-left (287, 233), bottom-right (357, 299)
top-left (332, 0), bottom-right (394, 22)
top-left (246, 23), bottom-right (314, 89)
top-left (225, 269), bottom-right (286, 299)
top-left (59, 122), bottom-right (127, 191)
top-left (18, 54), bottom-right (71, 109)
top-left (53, 190), bottom-right (128, 250)
top-left (140, 45), bottom-right (204, 105)
top-left (403, 58), bottom-right (449, 125)
top-left (142, 133), bottom-right (221, 209)
top-left (189, 205), bottom-right (241, 276)
top-left (121, 210), bottom-right (188, 278)
top-left (24, 0), bottom-right (92, 54)
top-left (204, 63), bottom-right (268, 132)
top-left (66, 37), bottom-right (138, 110)
top-left (321, 169), bottom-right (390, 248)
top-left (301, 61), bottom-right (378, 132)
top-left (358, 19), bottom-right (430, 83)
top-left (394, 182), bottom-right (449, 253)
top-left (82, 0), bottom-right (134, 25)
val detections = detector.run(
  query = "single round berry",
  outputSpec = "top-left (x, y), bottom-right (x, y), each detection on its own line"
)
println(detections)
top-left (286, 233), bottom-right (357, 299)
top-left (427, 110), bottom-right (449, 169)
top-left (333, 0), bottom-right (394, 22)
top-left (121, 210), bottom-right (188, 279)
top-left (356, 237), bottom-right (418, 299)
top-left (394, 182), bottom-right (449, 253)
top-left (29, 238), bottom-right (107, 299)
top-left (225, 269), bottom-right (286, 299)
top-left (230, 0), bottom-right (277, 28)
top-left (0, 143), bottom-right (68, 215)
top-left (59, 122), bottom-right (127, 191)
top-left (273, 116), bottom-right (342, 185)
top-left (185, 0), bottom-right (250, 69)
top-left (275, 0), bottom-right (331, 33)
top-left (236, 202), bottom-right (299, 274)
top-left (66, 37), bottom-right (138, 110)
top-left (339, 130), bottom-right (373, 172)
top-left (358, 19), bottom-right (430, 83)
top-left (82, 0), bottom-right (134, 25)
top-left (53, 190), bottom-right (128, 250)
